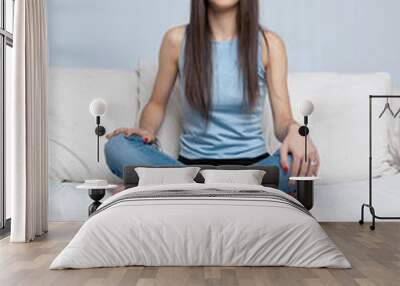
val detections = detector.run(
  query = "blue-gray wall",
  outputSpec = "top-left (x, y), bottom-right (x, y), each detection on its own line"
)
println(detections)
top-left (47, 0), bottom-right (400, 87)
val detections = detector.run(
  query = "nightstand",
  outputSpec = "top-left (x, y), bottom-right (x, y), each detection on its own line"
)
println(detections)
top-left (289, 177), bottom-right (319, 210)
top-left (77, 180), bottom-right (118, 216)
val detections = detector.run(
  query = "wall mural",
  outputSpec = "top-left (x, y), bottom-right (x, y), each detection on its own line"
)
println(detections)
top-left (47, 0), bottom-right (400, 222)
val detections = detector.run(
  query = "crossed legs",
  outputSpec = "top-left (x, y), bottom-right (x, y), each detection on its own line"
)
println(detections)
top-left (105, 135), bottom-right (294, 193)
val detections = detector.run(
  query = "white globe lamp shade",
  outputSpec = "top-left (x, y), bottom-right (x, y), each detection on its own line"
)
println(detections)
top-left (299, 100), bottom-right (314, 116)
top-left (89, 99), bottom-right (107, 117)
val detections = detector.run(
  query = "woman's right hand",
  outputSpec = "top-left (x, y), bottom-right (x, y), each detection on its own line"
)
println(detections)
top-left (105, 128), bottom-right (155, 144)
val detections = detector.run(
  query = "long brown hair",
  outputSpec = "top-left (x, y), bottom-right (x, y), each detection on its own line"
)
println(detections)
top-left (184, 0), bottom-right (264, 119)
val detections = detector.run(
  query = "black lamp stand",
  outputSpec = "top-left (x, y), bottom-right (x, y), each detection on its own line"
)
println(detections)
top-left (292, 116), bottom-right (315, 210)
top-left (298, 116), bottom-right (310, 162)
top-left (94, 116), bottom-right (106, 162)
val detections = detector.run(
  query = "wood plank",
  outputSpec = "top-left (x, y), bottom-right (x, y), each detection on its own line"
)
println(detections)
top-left (0, 222), bottom-right (399, 286)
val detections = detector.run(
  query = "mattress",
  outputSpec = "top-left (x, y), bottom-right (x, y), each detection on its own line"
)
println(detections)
top-left (50, 183), bottom-right (351, 269)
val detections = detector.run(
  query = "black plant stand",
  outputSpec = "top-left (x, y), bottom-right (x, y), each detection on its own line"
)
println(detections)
top-left (359, 95), bottom-right (400, 231)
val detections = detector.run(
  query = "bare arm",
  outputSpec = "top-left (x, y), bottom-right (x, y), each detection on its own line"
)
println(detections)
top-left (139, 28), bottom-right (183, 135)
top-left (106, 27), bottom-right (184, 141)
top-left (263, 31), bottom-right (320, 177)
top-left (262, 31), bottom-right (296, 142)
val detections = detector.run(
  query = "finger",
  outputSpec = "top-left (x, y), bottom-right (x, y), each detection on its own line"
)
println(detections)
top-left (308, 152), bottom-right (321, 177)
top-left (115, 128), bottom-right (126, 135)
top-left (279, 143), bottom-right (289, 174)
top-left (314, 153), bottom-right (321, 176)
top-left (123, 129), bottom-right (135, 137)
top-left (299, 158), bottom-right (308, 177)
top-left (106, 128), bottom-right (124, 139)
top-left (307, 153), bottom-right (318, 177)
top-left (106, 130), bottom-right (117, 139)
top-left (137, 130), bottom-right (155, 144)
top-left (290, 154), bottom-right (301, 178)
top-left (308, 162), bottom-right (318, 177)
top-left (143, 135), bottom-right (155, 144)
top-left (135, 129), bottom-right (148, 138)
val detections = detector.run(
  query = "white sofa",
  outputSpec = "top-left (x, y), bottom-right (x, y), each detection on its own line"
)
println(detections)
top-left (48, 67), bottom-right (400, 222)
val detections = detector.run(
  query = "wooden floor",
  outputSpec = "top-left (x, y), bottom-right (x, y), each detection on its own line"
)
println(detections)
top-left (0, 222), bottom-right (399, 286)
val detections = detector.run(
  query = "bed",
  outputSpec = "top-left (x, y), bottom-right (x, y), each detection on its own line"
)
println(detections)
top-left (50, 166), bottom-right (350, 269)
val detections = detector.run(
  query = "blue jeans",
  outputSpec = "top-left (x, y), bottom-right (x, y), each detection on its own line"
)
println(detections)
top-left (105, 134), bottom-right (294, 193)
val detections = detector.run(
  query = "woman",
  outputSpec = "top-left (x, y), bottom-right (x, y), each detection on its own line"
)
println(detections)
top-left (105, 0), bottom-right (320, 193)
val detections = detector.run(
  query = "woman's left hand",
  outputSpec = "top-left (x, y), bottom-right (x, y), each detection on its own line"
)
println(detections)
top-left (280, 124), bottom-right (320, 178)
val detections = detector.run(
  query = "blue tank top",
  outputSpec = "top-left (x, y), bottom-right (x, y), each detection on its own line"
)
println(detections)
top-left (178, 35), bottom-right (267, 159)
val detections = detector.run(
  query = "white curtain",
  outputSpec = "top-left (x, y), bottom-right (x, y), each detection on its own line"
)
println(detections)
top-left (8, 0), bottom-right (49, 242)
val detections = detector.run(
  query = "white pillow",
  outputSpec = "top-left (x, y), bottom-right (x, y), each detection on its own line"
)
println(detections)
top-left (135, 167), bottom-right (200, 186)
top-left (48, 68), bottom-right (138, 184)
top-left (200, 169), bottom-right (266, 185)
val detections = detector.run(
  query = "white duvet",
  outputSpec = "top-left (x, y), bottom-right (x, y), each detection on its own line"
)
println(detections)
top-left (50, 183), bottom-right (351, 269)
